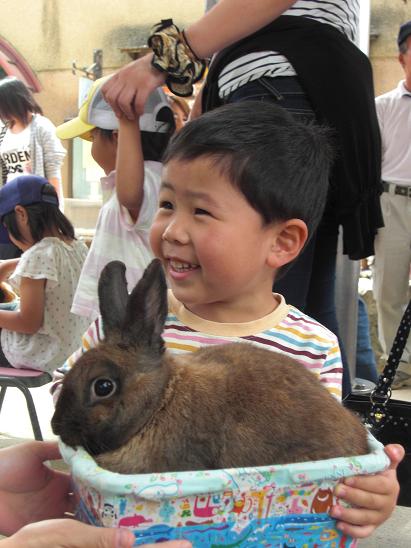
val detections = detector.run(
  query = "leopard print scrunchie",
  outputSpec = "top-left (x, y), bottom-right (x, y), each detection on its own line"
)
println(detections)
top-left (148, 19), bottom-right (206, 97)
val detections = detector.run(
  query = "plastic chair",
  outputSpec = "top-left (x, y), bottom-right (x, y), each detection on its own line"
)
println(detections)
top-left (0, 367), bottom-right (52, 440)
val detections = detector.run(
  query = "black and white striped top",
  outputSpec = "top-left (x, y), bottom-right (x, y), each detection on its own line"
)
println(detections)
top-left (205, 0), bottom-right (360, 98)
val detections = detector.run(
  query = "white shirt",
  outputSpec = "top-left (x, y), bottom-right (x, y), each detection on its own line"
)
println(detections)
top-left (71, 162), bottom-right (162, 320)
top-left (1, 237), bottom-right (89, 373)
top-left (0, 124), bottom-right (32, 182)
top-left (375, 80), bottom-right (411, 187)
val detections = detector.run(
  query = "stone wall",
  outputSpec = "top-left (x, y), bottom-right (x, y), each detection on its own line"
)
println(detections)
top-left (370, 0), bottom-right (411, 95)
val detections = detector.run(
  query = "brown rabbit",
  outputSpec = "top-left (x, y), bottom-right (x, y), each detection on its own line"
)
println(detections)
top-left (52, 259), bottom-right (368, 474)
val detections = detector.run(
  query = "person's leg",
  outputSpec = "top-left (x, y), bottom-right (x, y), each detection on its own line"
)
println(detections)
top-left (302, 217), bottom-right (352, 397)
top-left (356, 296), bottom-right (379, 384)
top-left (335, 235), bottom-right (361, 387)
top-left (373, 191), bottom-right (411, 367)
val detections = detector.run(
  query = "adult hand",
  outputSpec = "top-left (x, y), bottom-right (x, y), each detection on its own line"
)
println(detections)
top-left (0, 441), bottom-right (72, 537)
top-left (102, 54), bottom-right (166, 120)
top-left (1, 518), bottom-right (193, 548)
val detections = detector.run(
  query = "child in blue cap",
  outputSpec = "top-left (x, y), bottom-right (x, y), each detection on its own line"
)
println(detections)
top-left (0, 175), bottom-right (89, 373)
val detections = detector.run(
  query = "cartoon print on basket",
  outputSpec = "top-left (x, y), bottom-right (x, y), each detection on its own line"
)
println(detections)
top-left (61, 437), bottom-right (388, 547)
top-left (54, 259), bottom-right (390, 546)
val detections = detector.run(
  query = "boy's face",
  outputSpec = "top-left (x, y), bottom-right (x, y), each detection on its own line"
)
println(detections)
top-left (150, 157), bottom-right (280, 321)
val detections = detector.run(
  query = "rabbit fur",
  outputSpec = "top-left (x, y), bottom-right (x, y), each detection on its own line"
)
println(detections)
top-left (52, 259), bottom-right (368, 474)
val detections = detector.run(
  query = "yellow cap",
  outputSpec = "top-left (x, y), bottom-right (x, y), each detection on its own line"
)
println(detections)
top-left (56, 75), bottom-right (173, 141)
top-left (56, 75), bottom-right (114, 141)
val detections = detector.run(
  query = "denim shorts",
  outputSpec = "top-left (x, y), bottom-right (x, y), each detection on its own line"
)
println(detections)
top-left (225, 76), bottom-right (316, 123)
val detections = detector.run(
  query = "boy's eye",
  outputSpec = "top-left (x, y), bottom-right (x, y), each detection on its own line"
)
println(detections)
top-left (159, 201), bottom-right (173, 210)
top-left (194, 208), bottom-right (210, 215)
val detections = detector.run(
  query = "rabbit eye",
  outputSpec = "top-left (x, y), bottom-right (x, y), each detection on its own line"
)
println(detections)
top-left (91, 377), bottom-right (117, 400)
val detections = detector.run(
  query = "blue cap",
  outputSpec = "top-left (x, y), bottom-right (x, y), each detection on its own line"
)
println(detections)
top-left (0, 175), bottom-right (59, 221)
top-left (398, 20), bottom-right (411, 47)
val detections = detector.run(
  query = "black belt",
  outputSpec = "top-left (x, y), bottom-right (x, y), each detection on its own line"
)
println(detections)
top-left (382, 181), bottom-right (411, 197)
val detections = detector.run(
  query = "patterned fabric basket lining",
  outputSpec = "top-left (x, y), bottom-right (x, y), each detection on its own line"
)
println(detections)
top-left (60, 434), bottom-right (388, 547)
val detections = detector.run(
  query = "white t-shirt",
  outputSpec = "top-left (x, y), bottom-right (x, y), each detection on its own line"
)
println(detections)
top-left (71, 161), bottom-right (162, 320)
top-left (1, 237), bottom-right (89, 373)
top-left (0, 124), bottom-right (32, 182)
top-left (375, 80), bottom-right (411, 187)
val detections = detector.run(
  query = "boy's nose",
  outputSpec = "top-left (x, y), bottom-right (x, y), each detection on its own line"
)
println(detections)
top-left (161, 218), bottom-right (190, 244)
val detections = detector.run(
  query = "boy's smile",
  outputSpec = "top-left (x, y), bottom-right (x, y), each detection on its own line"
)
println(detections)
top-left (150, 157), bottom-right (281, 323)
top-left (168, 259), bottom-right (200, 279)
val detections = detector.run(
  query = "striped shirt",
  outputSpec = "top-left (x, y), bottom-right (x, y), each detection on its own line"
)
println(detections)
top-left (211, 0), bottom-right (360, 98)
top-left (57, 290), bottom-right (342, 401)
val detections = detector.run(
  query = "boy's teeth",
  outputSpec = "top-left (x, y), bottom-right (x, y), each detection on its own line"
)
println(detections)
top-left (170, 260), bottom-right (196, 271)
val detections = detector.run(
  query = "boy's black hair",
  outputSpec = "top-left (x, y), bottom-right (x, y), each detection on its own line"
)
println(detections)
top-left (95, 106), bottom-right (175, 162)
top-left (163, 101), bottom-right (334, 239)
top-left (3, 183), bottom-right (75, 243)
top-left (0, 77), bottom-right (43, 126)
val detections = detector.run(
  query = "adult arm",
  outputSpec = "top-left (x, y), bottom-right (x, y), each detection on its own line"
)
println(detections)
top-left (115, 117), bottom-right (145, 220)
top-left (102, 0), bottom-right (297, 119)
top-left (374, 97), bottom-right (387, 162)
top-left (186, 0), bottom-right (297, 58)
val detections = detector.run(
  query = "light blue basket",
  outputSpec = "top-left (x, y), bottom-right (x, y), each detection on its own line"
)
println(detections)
top-left (0, 282), bottom-right (18, 311)
top-left (60, 434), bottom-right (389, 547)
top-left (0, 299), bottom-right (18, 311)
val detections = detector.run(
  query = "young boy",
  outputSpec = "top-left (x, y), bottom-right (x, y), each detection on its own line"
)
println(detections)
top-left (56, 76), bottom-right (174, 320)
top-left (56, 101), bottom-right (402, 539)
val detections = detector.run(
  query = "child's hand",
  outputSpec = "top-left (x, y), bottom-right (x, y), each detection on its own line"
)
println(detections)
top-left (330, 444), bottom-right (404, 538)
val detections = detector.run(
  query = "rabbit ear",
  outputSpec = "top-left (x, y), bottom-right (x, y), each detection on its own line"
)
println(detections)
top-left (98, 261), bottom-right (129, 338)
top-left (122, 258), bottom-right (168, 353)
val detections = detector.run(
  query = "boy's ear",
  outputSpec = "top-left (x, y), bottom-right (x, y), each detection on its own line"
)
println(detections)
top-left (266, 219), bottom-right (308, 269)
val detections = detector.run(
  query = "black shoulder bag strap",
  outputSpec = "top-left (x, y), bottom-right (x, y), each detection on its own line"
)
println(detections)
top-left (367, 300), bottom-right (411, 431)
